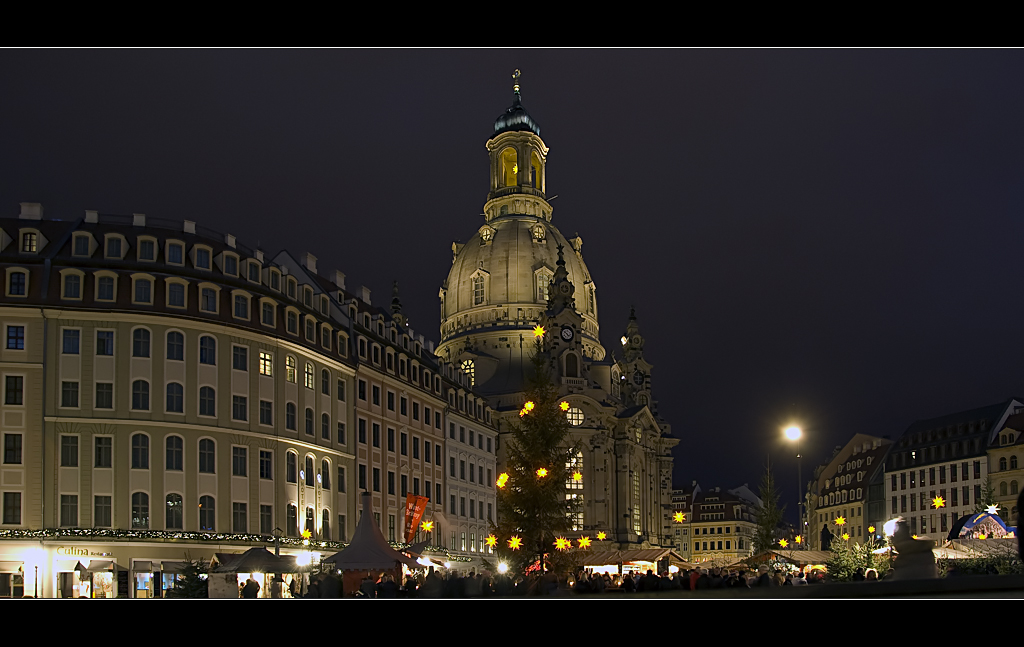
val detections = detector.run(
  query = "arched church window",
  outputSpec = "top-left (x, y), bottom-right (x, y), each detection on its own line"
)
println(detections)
top-left (501, 147), bottom-right (518, 187)
top-left (531, 151), bottom-right (542, 191)
top-left (588, 286), bottom-right (595, 314)
top-left (1000, 457), bottom-right (1008, 471)
top-left (1012, 480), bottom-right (1019, 495)
top-left (1000, 482), bottom-right (1008, 496)
top-left (565, 353), bottom-right (579, 378)
top-left (531, 224), bottom-right (545, 242)
top-left (472, 276), bottom-right (485, 306)
top-left (1012, 455), bottom-right (1018, 469)
top-left (537, 271), bottom-right (551, 303)
top-left (460, 360), bottom-right (475, 388)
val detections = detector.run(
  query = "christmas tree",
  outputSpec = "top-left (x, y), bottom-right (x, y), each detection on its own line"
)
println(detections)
top-left (494, 335), bottom-right (582, 576)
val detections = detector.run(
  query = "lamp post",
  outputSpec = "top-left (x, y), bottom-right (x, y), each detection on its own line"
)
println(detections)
top-left (272, 527), bottom-right (283, 598)
top-left (784, 426), bottom-right (803, 549)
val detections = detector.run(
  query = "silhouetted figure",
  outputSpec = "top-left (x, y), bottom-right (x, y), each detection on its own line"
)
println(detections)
top-left (888, 518), bottom-right (937, 580)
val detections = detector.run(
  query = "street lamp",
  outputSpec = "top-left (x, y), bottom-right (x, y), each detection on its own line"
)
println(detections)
top-left (784, 425), bottom-right (803, 549)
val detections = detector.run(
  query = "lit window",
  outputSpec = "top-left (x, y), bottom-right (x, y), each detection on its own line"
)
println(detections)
top-left (259, 351), bottom-right (273, 376)
top-left (286, 356), bottom-right (296, 383)
top-left (304, 363), bottom-right (314, 389)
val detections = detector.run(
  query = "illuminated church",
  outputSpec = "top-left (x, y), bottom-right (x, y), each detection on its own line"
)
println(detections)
top-left (436, 74), bottom-right (679, 549)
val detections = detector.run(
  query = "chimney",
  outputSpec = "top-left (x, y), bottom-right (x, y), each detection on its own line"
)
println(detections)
top-left (224, 234), bottom-right (236, 248)
top-left (84, 210), bottom-right (99, 224)
top-left (19, 203), bottom-right (42, 220)
top-left (133, 213), bottom-right (146, 227)
top-left (303, 253), bottom-right (317, 274)
top-left (254, 249), bottom-right (264, 263)
top-left (183, 220), bottom-right (196, 234)
top-left (334, 271), bottom-right (346, 290)
top-left (357, 286), bottom-right (371, 304)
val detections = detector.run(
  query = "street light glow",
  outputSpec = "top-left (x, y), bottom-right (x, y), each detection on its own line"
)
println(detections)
top-left (784, 425), bottom-right (802, 441)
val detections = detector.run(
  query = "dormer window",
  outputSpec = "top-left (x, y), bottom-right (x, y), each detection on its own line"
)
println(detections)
top-left (270, 269), bottom-right (281, 291)
top-left (105, 236), bottom-right (123, 259)
top-left (138, 238), bottom-right (156, 262)
top-left (73, 234), bottom-right (91, 257)
top-left (167, 241), bottom-right (185, 265)
top-left (223, 254), bottom-right (238, 276)
top-left (320, 296), bottom-right (329, 315)
top-left (287, 277), bottom-right (297, 300)
top-left (195, 247), bottom-right (212, 270)
top-left (247, 261), bottom-right (261, 284)
top-left (303, 287), bottom-right (313, 309)
top-left (21, 232), bottom-right (37, 253)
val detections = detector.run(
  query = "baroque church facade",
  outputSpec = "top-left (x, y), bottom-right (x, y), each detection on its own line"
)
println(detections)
top-left (436, 78), bottom-right (679, 550)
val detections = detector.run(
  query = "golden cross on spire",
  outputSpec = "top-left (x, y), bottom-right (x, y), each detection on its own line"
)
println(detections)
top-left (512, 69), bottom-right (521, 94)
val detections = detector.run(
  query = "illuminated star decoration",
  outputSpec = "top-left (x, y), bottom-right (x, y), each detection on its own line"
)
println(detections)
top-left (554, 537), bottom-right (571, 551)
top-left (868, 526), bottom-right (876, 534)
top-left (932, 496), bottom-right (945, 509)
top-left (834, 516), bottom-right (846, 527)
top-left (524, 401), bottom-right (535, 412)
top-left (673, 512), bottom-right (685, 523)
top-left (779, 539), bottom-right (789, 548)
top-left (485, 534), bottom-right (498, 548)
top-left (508, 536), bottom-right (523, 550)
top-left (496, 473), bottom-right (509, 488)
top-left (536, 467), bottom-right (548, 478)
top-left (533, 325), bottom-right (545, 338)
top-left (795, 535), bottom-right (802, 544)
top-left (986, 504), bottom-right (1000, 515)
top-left (301, 528), bottom-right (312, 539)
top-left (842, 533), bottom-right (850, 541)
top-left (578, 536), bottom-right (592, 549)
top-left (573, 471), bottom-right (583, 482)
top-left (596, 531), bottom-right (607, 541)
top-left (420, 520), bottom-right (434, 532)
top-left (559, 401), bottom-right (571, 411)
top-left (912, 534), bottom-right (920, 540)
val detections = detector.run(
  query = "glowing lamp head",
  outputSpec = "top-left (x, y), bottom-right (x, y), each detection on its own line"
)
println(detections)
top-left (497, 562), bottom-right (508, 574)
top-left (883, 518), bottom-right (898, 537)
top-left (784, 425), bottom-right (802, 441)
top-left (524, 401), bottom-right (535, 411)
top-left (301, 528), bottom-right (312, 539)
top-left (986, 504), bottom-right (1000, 515)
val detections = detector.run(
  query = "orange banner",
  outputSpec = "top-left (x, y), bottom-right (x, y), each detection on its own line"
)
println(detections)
top-left (403, 494), bottom-right (429, 544)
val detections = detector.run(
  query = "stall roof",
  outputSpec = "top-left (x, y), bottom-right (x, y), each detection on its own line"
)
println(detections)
top-left (211, 548), bottom-right (297, 573)
top-left (579, 548), bottom-right (688, 567)
top-left (322, 493), bottom-right (420, 570)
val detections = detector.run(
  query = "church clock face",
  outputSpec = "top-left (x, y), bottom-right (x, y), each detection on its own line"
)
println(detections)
top-left (560, 326), bottom-right (574, 341)
top-left (632, 370), bottom-right (644, 386)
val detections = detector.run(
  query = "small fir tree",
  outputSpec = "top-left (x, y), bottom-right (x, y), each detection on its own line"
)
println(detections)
top-left (975, 477), bottom-right (997, 512)
top-left (164, 553), bottom-right (209, 598)
top-left (753, 461), bottom-right (785, 555)
top-left (494, 341), bottom-right (582, 577)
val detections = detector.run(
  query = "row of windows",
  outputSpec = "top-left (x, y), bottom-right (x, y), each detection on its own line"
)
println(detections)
top-left (891, 487), bottom-right (978, 513)
top-left (447, 423), bottom-right (494, 453)
top-left (448, 457), bottom-right (492, 486)
top-left (448, 494), bottom-right (493, 521)
top-left (356, 420), bottom-right (440, 462)
top-left (890, 461), bottom-right (982, 491)
top-left (355, 464), bottom-right (439, 502)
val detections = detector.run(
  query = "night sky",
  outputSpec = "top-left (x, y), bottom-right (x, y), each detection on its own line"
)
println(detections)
top-left (4, 49), bottom-right (1024, 519)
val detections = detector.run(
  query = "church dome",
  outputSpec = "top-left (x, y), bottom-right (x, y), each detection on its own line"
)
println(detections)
top-left (439, 214), bottom-right (602, 362)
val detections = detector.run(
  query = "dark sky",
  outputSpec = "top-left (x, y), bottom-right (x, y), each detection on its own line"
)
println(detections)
top-left (5, 49), bottom-right (1024, 518)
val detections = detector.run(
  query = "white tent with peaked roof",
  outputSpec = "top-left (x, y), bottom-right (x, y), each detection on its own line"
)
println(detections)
top-left (323, 492), bottom-right (420, 570)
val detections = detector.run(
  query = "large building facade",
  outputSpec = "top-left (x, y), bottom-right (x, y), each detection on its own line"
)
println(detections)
top-left (435, 80), bottom-right (679, 549)
top-left (0, 204), bottom-right (497, 597)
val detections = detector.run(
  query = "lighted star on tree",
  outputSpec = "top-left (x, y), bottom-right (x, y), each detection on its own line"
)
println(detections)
top-left (532, 325), bottom-right (545, 338)
top-left (536, 467), bottom-right (548, 478)
top-left (673, 512), bottom-right (685, 523)
top-left (485, 534), bottom-right (498, 548)
top-left (932, 496), bottom-right (945, 509)
top-left (912, 534), bottom-right (920, 540)
top-left (578, 537), bottom-right (592, 549)
top-left (524, 401), bottom-right (535, 411)
top-left (420, 520), bottom-right (434, 532)
top-left (496, 473), bottom-right (509, 488)
top-left (842, 533), bottom-right (850, 541)
top-left (572, 471), bottom-right (583, 482)
top-left (301, 528), bottom-right (312, 539)
top-left (834, 516), bottom-right (846, 526)
top-left (554, 537), bottom-right (571, 551)
top-left (508, 536), bottom-right (523, 550)
top-left (868, 526), bottom-right (876, 534)
top-left (596, 532), bottom-right (607, 541)
top-left (795, 535), bottom-right (802, 544)
top-left (559, 401), bottom-right (570, 411)
top-left (779, 539), bottom-right (789, 548)
top-left (986, 504), bottom-right (1000, 515)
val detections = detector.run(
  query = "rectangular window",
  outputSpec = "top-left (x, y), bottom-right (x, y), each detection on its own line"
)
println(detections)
top-left (60, 495), bottom-right (78, 527)
top-left (232, 395), bottom-right (248, 421)
top-left (259, 351), bottom-right (273, 376)
top-left (106, 237), bottom-right (121, 258)
top-left (233, 346), bottom-right (248, 371)
top-left (358, 419), bottom-right (367, 444)
top-left (61, 436), bottom-right (79, 467)
top-left (338, 422), bottom-right (346, 444)
top-left (358, 380), bottom-right (367, 401)
top-left (974, 461), bottom-right (981, 479)
top-left (62, 329), bottom-right (80, 354)
top-left (94, 496), bottom-right (111, 527)
top-left (413, 437), bottom-right (420, 459)
top-left (259, 450), bottom-right (272, 479)
top-left (260, 505), bottom-right (273, 534)
top-left (388, 471), bottom-right (395, 495)
top-left (4, 377), bottom-right (23, 406)
top-left (387, 391), bottom-right (395, 411)
top-left (373, 468), bottom-right (381, 493)
top-left (400, 397), bottom-right (407, 416)
top-left (450, 457), bottom-right (456, 477)
top-left (196, 247), bottom-right (211, 270)
top-left (450, 495), bottom-right (456, 515)
top-left (95, 383), bottom-right (113, 409)
top-left (372, 386), bottom-right (380, 406)
top-left (401, 433), bottom-right (408, 456)
top-left (358, 464), bottom-right (367, 490)
top-left (6, 326), bottom-right (25, 350)
top-left (96, 331), bottom-right (114, 356)
top-left (338, 466), bottom-right (345, 493)
top-left (372, 423), bottom-right (381, 449)
top-left (74, 235), bottom-right (90, 256)
top-left (135, 279), bottom-right (152, 304)
top-left (61, 381), bottom-right (79, 408)
top-left (3, 492), bottom-right (21, 525)
top-left (388, 428), bottom-right (395, 452)
top-left (260, 400), bottom-right (273, 425)
top-left (401, 475), bottom-right (408, 497)
top-left (3, 434), bottom-right (22, 464)
top-left (337, 379), bottom-right (345, 401)
top-left (232, 447), bottom-right (247, 476)
top-left (168, 283), bottom-right (185, 307)
top-left (436, 445), bottom-right (441, 466)
top-left (951, 463), bottom-right (958, 483)
top-left (233, 502), bottom-right (247, 533)
top-left (234, 294), bottom-right (249, 319)
top-left (139, 239), bottom-right (155, 261)
top-left (94, 437), bottom-right (112, 468)
top-left (262, 302), bottom-right (274, 325)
